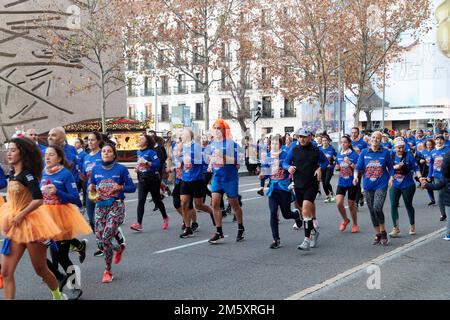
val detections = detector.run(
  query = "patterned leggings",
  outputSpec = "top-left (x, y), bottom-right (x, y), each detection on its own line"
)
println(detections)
top-left (95, 201), bottom-right (125, 271)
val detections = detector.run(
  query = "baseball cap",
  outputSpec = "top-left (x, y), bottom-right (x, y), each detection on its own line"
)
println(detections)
top-left (435, 134), bottom-right (445, 140)
top-left (296, 129), bottom-right (311, 137)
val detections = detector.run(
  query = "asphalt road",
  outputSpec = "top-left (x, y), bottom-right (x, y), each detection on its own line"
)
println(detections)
top-left (2, 175), bottom-right (449, 300)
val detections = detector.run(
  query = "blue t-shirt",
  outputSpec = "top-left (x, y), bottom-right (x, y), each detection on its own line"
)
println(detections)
top-left (429, 147), bottom-right (450, 180)
top-left (202, 145), bottom-right (211, 173)
top-left (89, 163), bottom-right (136, 201)
top-left (136, 148), bottom-right (160, 174)
top-left (381, 141), bottom-right (393, 151)
top-left (76, 149), bottom-right (87, 169)
top-left (181, 142), bottom-right (204, 182)
top-left (352, 138), bottom-right (368, 155)
top-left (415, 136), bottom-right (427, 146)
top-left (209, 140), bottom-right (239, 183)
top-left (38, 143), bottom-right (47, 157)
top-left (336, 150), bottom-right (359, 187)
top-left (82, 151), bottom-right (102, 180)
top-left (0, 167), bottom-right (6, 189)
top-left (445, 140), bottom-right (450, 149)
top-left (420, 149), bottom-right (433, 168)
top-left (64, 144), bottom-right (79, 183)
top-left (41, 167), bottom-right (82, 206)
top-left (320, 145), bottom-right (337, 168)
top-left (356, 147), bottom-right (393, 191)
top-left (405, 136), bottom-right (416, 149)
top-left (266, 151), bottom-right (291, 195)
top-left (392, 152), bottom-right (418, 189)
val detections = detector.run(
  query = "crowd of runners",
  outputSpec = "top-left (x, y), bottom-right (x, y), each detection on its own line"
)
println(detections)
top-left (0, 120), bottom-right (449, 300)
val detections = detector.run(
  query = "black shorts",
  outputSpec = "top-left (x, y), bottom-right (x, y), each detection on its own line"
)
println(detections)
top-left (336, 186), bottom-right (358, 201)
top-left (295, 182), bottom-right (319, 206)
top-left (180, 180), bottom-right (206, 198)
top-left (172, 183), bottom-right (194, 210)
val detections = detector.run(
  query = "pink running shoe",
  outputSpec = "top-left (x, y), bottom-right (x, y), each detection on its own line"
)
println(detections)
top-left (162, 217), bottom-right (170, 230)
top-left (130, 223), bottom-right (142, 232)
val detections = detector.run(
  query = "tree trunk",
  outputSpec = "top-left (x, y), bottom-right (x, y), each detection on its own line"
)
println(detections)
top-left (319, 99), bottom-right (326, 132)
top-left (364, 110), bottom-right (372, 130)
top-left (353, 111), bottom-right (359, 129)
top-left (101, 75), bottom-right (107, 134)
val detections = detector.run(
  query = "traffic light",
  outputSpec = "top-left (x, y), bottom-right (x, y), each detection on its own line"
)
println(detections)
top-left (252, 101), bottom-right (262, 124)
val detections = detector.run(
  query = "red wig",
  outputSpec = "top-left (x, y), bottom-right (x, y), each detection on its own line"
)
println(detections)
top-left (212, 118), bottom-right (233, 140)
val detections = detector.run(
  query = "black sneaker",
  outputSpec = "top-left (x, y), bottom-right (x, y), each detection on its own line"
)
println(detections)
top-left (208, 232), bottom-right (224, 244)
top-left (232, 215), bottom-right (237, 222)
top-left (181, 223), bottom-right (186, 231)
top-left (191, 222), bottom-right (199, 233)
top-left (295, 218), bottom-right (303, 229)
top-left (372, 233), bottom-right (382, 245)
top-left (93, 249), bottom-right (104, 257)
top-left (428, 200), bottom-right (436, 206)
top-left (440, 214), bottom-right (447, 222)
top-left (380, 231), bottom-right (389, 246)
top-left (257, 189), bottom-right (264, 196)
top-left (269, 240), bottom-right (281, 249)
top-left (236, 228), bottom-right (245, 242)
top-left (77, 239), bottom-right (88, 264)
top-left (180, 227), bottom-right (194, 238)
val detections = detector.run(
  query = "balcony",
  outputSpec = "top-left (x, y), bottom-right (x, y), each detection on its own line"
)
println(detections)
top-left (190, 84), bottom-right (203, 94)
top-left (160, 87), bottom-right (171, 95)
top-left (141, 88), bottom-right (155, 96)
top-left (173, 86), bottom-right (188, 95)
top-left (280, 108), bottom-right (297, 118)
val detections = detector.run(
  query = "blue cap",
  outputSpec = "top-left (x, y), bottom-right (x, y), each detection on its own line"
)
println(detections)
top-left (296, 129), bottom-right (311, 137)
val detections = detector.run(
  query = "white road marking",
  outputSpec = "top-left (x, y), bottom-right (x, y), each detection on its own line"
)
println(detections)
top-left (153, 235), bottom-right (230, 254)
top-left (241, 187), bottom-right (264, 193)
top-left (285, 227), bottom-right (446, 300)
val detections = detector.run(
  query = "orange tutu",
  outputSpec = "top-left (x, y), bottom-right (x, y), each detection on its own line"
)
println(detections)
top-left (42, 204), bottom-right (92, 241)
top-left (0, 203), bottom-right (62, 243)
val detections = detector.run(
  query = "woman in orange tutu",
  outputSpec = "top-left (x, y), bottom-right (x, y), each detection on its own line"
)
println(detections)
top-left (41, 145), bottom-right (92, 299)
top-left (0, 138), bottom-right (65, 300)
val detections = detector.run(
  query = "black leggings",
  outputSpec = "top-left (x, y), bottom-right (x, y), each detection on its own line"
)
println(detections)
top-left (48, 241), bottom-right (74, 280)
top-left (137, 180), bottom-right (167, 224)
top-left (321, 167), bottom-right (334, 196)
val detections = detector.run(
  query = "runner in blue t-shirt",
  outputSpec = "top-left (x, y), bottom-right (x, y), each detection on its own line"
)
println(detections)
top-left (319, 135), bottom-right (337, 203)
top-left (389, 138), bottom-right (423, 238)
top-left (351, 127), bottom-right (368, 209)
top-left (354, 131), bottom-right (394, 246)
top-left (207, 119), bottom-right (244, 244)
top-left (335, 135), bottom-right (360, 233)
top-left (427, 135), bottom-right (450, 221)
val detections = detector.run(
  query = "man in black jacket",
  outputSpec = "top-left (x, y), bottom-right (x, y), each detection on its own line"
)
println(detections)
top-left (283, 129), bottom-right (328, 251)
